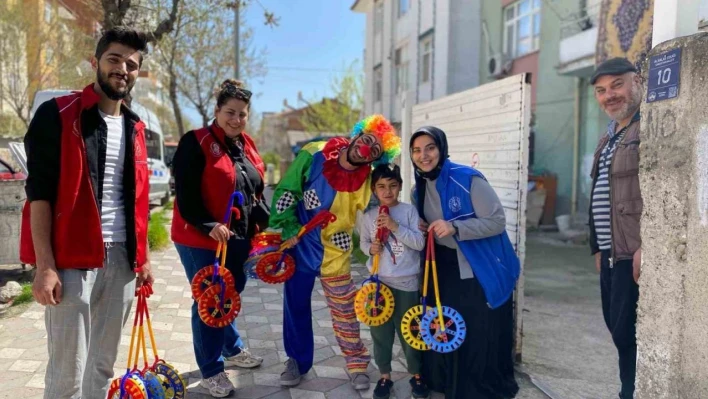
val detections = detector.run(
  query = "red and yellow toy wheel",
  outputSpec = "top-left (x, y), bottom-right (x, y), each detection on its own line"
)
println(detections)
top-left (250, 232), bottom-right (283, 247)
top-left (255, 252), bottom-right (296, 284)
top-left (400, 305), bottom-right (430, 351)
top-left (107, 374), bottom-right (148, 399)
top-left (197, 284), bottom-right (241, 328)
top-left (190, 266), bottom-right (235, 302)
top-left (354, 282), bottom-right (395, 326)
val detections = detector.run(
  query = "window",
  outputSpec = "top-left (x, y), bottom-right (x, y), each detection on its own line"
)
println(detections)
top-left (399, 0), bottom-right (410, 17)
top-left (374, 1), bottom-right (384, 34)
top-left (419, 35), bottom-right (433, 84)
top-left (374, 65), bottom-right (383, 103)
top-left (503, 0), bottom-right (541, 58)
top-left (394, 46), bottom-right (409, 93)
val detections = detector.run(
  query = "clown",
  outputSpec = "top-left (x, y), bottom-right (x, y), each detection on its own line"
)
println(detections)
top-left (269, 115), bottom-right (400, 390)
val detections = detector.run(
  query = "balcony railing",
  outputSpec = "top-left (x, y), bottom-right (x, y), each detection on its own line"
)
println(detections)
top-left (560, 1), bottom-right (602, 40)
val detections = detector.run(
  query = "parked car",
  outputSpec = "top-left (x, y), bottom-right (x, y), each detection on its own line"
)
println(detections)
top-left (0, 156), bottom-right (25, 180)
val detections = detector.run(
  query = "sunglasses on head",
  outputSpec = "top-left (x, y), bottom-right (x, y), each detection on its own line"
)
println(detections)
top-left (223, 84), bottom-right (252, 101)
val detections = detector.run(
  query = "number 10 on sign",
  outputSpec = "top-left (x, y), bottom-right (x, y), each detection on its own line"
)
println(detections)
top-left (646, 48), bottom-right (681, 103)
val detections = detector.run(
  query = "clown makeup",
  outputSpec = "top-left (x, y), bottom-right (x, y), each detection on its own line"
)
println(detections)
top-left (347, 133), bottom-right (383, 165)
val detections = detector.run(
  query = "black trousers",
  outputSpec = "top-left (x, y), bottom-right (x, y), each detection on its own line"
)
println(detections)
top-left (600, 250), bottom-right (639, 399)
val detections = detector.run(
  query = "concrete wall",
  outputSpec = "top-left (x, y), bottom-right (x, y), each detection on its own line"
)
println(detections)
top-left (636, 32), bottom-right (708, 399)
top-left (0, 180), bottom-right (23, 265)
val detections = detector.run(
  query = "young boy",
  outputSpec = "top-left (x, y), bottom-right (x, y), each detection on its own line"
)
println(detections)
top-left (356, 164), bottom-right (430, 399)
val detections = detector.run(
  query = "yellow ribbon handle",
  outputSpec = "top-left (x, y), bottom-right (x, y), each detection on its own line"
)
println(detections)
top-left (431, 255), bottom-right (446, 333)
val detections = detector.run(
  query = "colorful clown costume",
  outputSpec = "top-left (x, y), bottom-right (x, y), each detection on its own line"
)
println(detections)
top-left (270, 137), bottom-right (374, 375)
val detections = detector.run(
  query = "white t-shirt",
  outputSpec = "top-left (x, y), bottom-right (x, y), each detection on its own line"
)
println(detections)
top-left (99, 110), bottom-right (127, 243)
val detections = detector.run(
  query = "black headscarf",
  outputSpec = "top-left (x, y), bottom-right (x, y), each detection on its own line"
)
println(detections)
top-left (410, 126), bottom-right (449, 221)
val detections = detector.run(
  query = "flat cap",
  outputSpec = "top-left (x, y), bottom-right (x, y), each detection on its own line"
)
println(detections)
top-left (590, 57), bottom-right (638, 85)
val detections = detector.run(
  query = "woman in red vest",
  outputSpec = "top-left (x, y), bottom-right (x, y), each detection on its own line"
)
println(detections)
top-left (171, 79), bottom-right (267, 398)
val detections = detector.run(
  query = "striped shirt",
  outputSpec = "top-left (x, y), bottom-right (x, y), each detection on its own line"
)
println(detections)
top-left (591, 127), bottom-right (627, 251)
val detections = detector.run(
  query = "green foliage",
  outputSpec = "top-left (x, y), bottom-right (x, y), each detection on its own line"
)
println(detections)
top-left (12, 283), bottom-right (34, 306)
top-left (148, 211), bottom-right (170, 251)
top-left (300, 61), bottom-right (363, 134)
top-left (262, 151), bottom-right (280, 166)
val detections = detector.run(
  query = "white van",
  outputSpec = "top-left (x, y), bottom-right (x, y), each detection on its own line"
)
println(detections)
top-left (16, 90), bottom-right (172, 205)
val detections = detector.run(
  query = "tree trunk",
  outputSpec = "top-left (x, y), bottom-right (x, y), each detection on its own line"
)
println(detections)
top-left (168, 69), bottom-right (185, 137)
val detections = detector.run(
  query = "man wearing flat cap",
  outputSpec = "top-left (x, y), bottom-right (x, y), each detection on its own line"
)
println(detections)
top-left (589, 57), bottom-right (643, 399)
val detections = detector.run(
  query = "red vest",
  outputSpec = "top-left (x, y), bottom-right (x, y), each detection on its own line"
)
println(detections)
top-left (171, 125), bottom-right (264, 250)
top-left (19, 85), bottom-right (150, 269)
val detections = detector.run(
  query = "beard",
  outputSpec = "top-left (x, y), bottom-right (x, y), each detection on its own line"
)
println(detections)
top-left (605, 83), bottom-right (643, 121)
top-left (96, 68), bottom-right (134, 101)
top-left (346, 145), bottom-right (370, 166)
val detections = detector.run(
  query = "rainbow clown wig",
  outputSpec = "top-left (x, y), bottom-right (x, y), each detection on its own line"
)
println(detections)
top-left (350, 114), bottom-right (401, 166)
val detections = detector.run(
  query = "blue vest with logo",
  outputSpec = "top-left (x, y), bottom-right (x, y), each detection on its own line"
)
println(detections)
top-left (425, 160), bottom-right (520, 309)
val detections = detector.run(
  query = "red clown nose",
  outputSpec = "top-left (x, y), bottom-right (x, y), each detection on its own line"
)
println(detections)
top-left (359, 144), bottom-right (371, 158)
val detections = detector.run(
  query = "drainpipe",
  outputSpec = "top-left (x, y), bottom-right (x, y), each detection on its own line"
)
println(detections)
top-left (571, 77), bottom-right (582, 218)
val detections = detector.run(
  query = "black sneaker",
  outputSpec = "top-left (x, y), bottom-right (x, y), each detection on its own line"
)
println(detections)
top-left (373, 378), bottom-right (393, 399)
top-left (410, 375), bottom-right (431, 398)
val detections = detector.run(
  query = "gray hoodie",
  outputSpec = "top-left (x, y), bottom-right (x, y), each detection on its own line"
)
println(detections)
top-left (356, 202), bottom-right (425, 291)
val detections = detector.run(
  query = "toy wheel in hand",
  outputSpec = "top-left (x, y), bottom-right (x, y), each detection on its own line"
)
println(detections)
top-left (243, 257), bottom-right (260, 279)
top-left (142, 371), bottom-right (166, 399)
top-left (190, 266), bottom-right (235, 302)
top-left (255, 252), bottom-right (296, 284)
top-left (354, 283), bottom-right (395, 326)
top-left (420, 306), bottom-right (466, 353)
top-left (153, 361), bottom-right (186, 399)
top-left (197, 284), bottom-right (241, 328)
top-left (107, 374), bottom-right (148, 399)
top-left (400, 305), bottom-right (430, 351)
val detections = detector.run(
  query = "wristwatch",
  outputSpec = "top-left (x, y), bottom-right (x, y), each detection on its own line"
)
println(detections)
top-left (452, 223), bottom-right (459, 237)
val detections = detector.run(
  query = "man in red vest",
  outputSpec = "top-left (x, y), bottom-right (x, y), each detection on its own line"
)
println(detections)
top-left (20, 27), bottom-right (153, 399)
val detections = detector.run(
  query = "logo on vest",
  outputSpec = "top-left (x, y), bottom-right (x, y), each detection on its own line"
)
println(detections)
top-left (449, 196), bottom-right (462, 213)
top-left (134, 141), bottom-right (142, 157)
top-left (210, 142), bottom-right (222, 157)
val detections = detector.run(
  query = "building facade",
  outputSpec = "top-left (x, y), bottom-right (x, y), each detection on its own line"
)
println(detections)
top-left (352, 0), bottom-right (483, 123)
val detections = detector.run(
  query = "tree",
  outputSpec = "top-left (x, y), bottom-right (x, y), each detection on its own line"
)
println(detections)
top-left (300, 61), bottom-right (363, 135)
top-left (0, 1), bottom-right (93, 130)
top-left (152, 0), bottom-right (269, 134)
top-left (99, 0), bottom-right (181, 43)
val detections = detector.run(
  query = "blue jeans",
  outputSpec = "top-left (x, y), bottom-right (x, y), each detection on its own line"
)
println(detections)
top-left (175, 240), bottom-right (249, 378)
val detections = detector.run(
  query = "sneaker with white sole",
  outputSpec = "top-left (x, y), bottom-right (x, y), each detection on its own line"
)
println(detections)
top-left (199, 372), bottom-right (235, 398)
top-left (224, 348), bottom-right (263, 368)
top-left (280, 358), bottom-right (301, 387)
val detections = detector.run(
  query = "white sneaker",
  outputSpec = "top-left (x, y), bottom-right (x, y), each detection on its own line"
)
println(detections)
top-left (225, 348), bottom-right (263, 368)
top-left (199, 372), bottom-right (235, 398)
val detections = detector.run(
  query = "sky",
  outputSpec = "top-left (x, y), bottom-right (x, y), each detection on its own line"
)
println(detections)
top-left (183, 0), bottom-right (366, 126)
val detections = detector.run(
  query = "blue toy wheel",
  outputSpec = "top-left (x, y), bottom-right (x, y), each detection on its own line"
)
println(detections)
top-left (419, 306), bottom-right (466, 353)
top-left (143, 371), bottom-right (166, 399)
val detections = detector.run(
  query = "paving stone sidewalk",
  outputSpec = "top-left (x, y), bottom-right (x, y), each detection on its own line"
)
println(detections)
top-left (0, 243), bottom-right (546, 399)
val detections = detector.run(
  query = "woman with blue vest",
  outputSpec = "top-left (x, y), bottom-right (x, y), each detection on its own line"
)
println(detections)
top-left (410, 126), bottom-right (520, 399)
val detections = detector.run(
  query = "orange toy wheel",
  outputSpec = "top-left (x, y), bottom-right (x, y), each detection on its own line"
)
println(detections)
top-left (107, 375), bottom-right (148, 399)
top-left (190, 266), bottom-right (235, 302)
top-left (197, 284), bottom-right (241, 328)
top-left (255, 252), bottom-right (296, 284)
